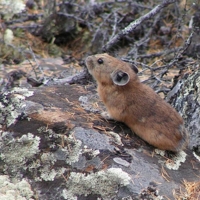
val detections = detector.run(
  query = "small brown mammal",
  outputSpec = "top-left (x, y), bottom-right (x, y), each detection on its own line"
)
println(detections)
top-left (86, 53), bottom-right (188, 152)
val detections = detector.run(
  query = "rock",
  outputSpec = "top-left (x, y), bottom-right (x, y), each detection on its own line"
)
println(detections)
top-left (167, 67), bottom-right (200, 154)
top-left (0, 81), bottom-right (199, 200)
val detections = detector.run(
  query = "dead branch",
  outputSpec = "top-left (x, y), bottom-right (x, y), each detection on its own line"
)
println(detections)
top-left (103, 0), bottom-right (176, 51)
top-left (152, 30), bottom-right (194, 71)
top-left (136, 48), bottom-right (181, 59)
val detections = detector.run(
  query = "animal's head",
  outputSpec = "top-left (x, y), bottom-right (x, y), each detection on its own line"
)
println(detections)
top-left (85, 53), bottom-right (139, 86)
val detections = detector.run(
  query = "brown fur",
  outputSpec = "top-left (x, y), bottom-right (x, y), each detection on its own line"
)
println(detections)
top-left (86, 53), bottom-right (188, 152)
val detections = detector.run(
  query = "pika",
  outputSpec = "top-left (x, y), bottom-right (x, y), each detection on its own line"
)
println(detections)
top-left (85, 53), bottom-right (188, 152)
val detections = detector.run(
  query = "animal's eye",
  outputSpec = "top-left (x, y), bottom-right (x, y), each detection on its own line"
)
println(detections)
top-left (97, 58), bottom-right (104, 64)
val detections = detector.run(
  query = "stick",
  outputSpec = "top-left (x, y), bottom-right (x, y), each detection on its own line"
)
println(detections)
top-left (103, 0), bottom-right (176, 51)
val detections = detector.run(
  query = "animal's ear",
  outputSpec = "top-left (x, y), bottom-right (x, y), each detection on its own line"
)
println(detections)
top-left (111, 70), bottom-right (130, 86)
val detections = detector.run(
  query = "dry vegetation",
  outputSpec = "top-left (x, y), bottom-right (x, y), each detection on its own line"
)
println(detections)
top-left (1, 0), bottom-right (199, 93)
top-left (173, 180), bottom-right (200, 200)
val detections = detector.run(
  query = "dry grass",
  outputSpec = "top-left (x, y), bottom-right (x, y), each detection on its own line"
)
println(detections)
top-left (173, 180), bottom-right (200, 200)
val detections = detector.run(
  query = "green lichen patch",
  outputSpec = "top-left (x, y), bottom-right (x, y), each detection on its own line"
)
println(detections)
top-left (165, 151), bottom-right (187, 170)
top-left (36, 152), bottom-right (66, 182)
top-left (38, 127), bottom-right (82, 165)
top-left (65, 134), bottom-right (82, 165)
top-left (24, 127), bottom-right (82, 181)
top-left (62, 168), bottom-right (131, 200)
top-left (0, 132), bottom-right (40, 175)
top-left (39, 163), bottom-right (66, 182)
top-left (0, 87), bottom-right (34, 127)
top-left (37, 133), bottom-right (82, 181)
top-left (155, 149), bottom-right (187, 170)
top-left (0, 175), bottom-right (34, 200)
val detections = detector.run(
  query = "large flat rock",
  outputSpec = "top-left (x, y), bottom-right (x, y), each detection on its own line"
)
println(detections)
top-left (0, 83), bottom-right (199, 200)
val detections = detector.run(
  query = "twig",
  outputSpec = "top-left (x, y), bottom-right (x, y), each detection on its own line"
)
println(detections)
top-left (128, 12), bottom-right (162, 57)
top-left (27, 43), bottom-right (44, 79)
top-left (152, 30), bottom-right (194, 71)
top-left (4, 14), bottom-right (43, 25)
top-left (57, 12), bottom-right (85, 23)
top-left (136, 47), bottom-right (181, 59)
top-left (110, 12), bottom-right (119, 40)
top-left (103, 0), bottom-right (176, 51)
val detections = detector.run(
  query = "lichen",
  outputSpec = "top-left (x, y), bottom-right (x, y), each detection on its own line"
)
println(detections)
top-left (38, 127), bottom-right (82, 165)
top-left (37, 152), bottom-right (66, 181)
top-left (165, 151), bottom-right (187, 170)
top-left (155, 149), bottom-right (165, 157)
top-left (155, 149), bottom-right (187, 170)
top-left (107, 131), bottom-right (123, 146)
top-left (0, 132), bottom-right (40, 174)
top-left (0, 0), bottom-right (26, 20)
top-left (3, 29), bottom-right (14, 45)
top-left (0, 175), bottom-right (34, 200)
top-left (65, 134), bottom-right (82, 165)
top-left (35, 127), bottom-right (82, 181)
top-left (0, 87), bottom-right (34, 127)
top-left (62, 168), bottom-right (131, 200)
top-left (40, 166), bottom-right (65, 182)
top-left (6, 87), bottom-right (34, 97)
top-left (79, 95), bottom-right (100, 112)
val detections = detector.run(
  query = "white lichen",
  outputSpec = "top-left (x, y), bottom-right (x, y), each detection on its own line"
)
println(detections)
top-left (38, 152), bottom-right (59, 181)
top-left (40, 167), bottom-right (57, 181)
top-left (0, 132), bottom-right (40, 173)
top-left (155, 149), bottom-right (165, 157)
top-left (10, 87), bottom-right (34, 97)
top-left (0, 87), bottom-right (34, 127)
top-left (41, 152), bottom-right (57, 164)
top-left (0, 175), bottom-right (34, 200)
top-left (165, 151), bottom-right (187, 170)
top-left (82, 145), bottom-right (100, 158)
top-left (107, 131), bottom-right (123, 146)
top-left (3, 29), bottom-right (14, 45)
top-left (30, 127), bottom-right (82, 181)
top-left (0, 0), bottom-right (26, 20)
top-left (65, 134), bottom-right (82, 165)
top-left (62, 168), bottom-right (131, 199)
top-left (40, 167), bottom-right (66, 182)
top-left (155, 149), bottom-right (187, 170)
top-left (90, 149), bottom-right (100, 157)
